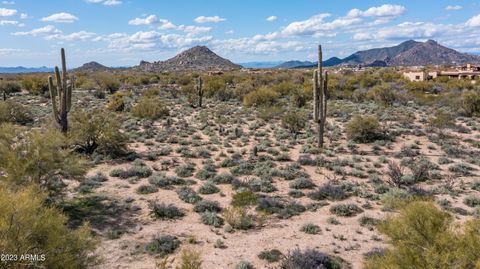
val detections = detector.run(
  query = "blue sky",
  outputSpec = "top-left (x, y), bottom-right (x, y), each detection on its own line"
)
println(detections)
top-left (0, 0), bottom-right (480, 67)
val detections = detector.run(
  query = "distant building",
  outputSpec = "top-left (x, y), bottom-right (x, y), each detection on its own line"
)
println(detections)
top-left (403, 64), bottom-right (480, 82)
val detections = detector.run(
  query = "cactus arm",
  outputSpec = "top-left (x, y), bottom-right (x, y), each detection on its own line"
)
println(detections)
top-left (313, 69), bottom-right (319, 121)
top-left (48, 75), bottom-right (60, 122)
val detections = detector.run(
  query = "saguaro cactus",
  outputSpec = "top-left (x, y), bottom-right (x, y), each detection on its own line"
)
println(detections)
top-left (48, 48), bottom-right (74, 133)
top-left (196, 76), bottom-right (203, 108)
top-left (313, 45), bottom-right (328, 148)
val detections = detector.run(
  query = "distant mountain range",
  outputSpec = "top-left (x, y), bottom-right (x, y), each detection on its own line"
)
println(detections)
top-left (0, 66), bottom-right (52, 73)
top-left (239, 61), bottom-right (283, 68)
top-left (136, 46), bottom-right (241, 72)
top-left (274, 40), bottom-right (480, 69)
top-left (3, 40), bottom-right (480, 73)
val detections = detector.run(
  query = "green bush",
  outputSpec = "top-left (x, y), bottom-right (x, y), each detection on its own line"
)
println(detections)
top-left (461, 90), bottom-right (480, 116)
top-left (428, 109), bottom-right (455, 129)
top-left (106, 91), bottom-right (129, 112)
top-left (367, 83), bottom-right (397, 105)
top-left (0, 100), bottom-right (33, 125)
top-left (345, 115), bottom-right (384, 143)
top-left (281, 108), bottom-right (307, 135)
top-left (131, 96), bottom-right (169, 120)
top-left (95, 72), bottom-right (121, 94)
top-left (21, 75), bottom-right (49, 95)
top-left (69, 109), bottom-right (128, 156)
top-left (0, 123), bottom-right (86, 191)
top-left (280, 248), bottom-right (342, 269)
top-left (364, 201), bottom-right (480, 268)
top-left (0, 186), bottom-right (97, 268)
top-left (243, 87), bottom-right (279, 107)
top-left (329, 203), bottom-right (363, 217)
top-left (258, 249), bottom-right (283, 263)
top-left (0, 81), bottom-right (21, 95)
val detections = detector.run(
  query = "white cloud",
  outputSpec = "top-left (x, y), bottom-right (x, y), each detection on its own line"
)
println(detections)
top-left (225, 30), bottom-right (234, 34)
top-left (42, 12), bottom-right (78, 23)
top-left (0, 48), bottom-right (26, 54)
top-left (128, 14), bottom-right (158, 25)
top-left (85, 0), bottom-right (121, 6)
top-left (0, 7), bottom-right (17, 16)
top-left (0, 20), bottom-right (17, 25)
top-left (446, 5), bottom-right (463, 11)
top-left (103, 30), bottom-right (213, 52)
top-left (20, 13), bottom-right (27, 19)
top-left (266, 16), bottom-right (277, 22)
top-left (1, 1), bottom-right (15, 5)
top-left (46, 31), bottom-right (97, 41)
top-left (12, 25), bottom-right (61, 36)
top-left (194, 15), bottom-right (226, 23)
top-left (281, 13), bottom-right (361, 36)
top-left (347, 4), bottom-right (406, 18)
top-left (466, 14), bottom-right (480, 27)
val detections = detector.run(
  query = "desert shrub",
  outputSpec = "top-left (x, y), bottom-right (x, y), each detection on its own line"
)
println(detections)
top-left (235, 260), bottom-right (254, 269)
top-left (0, 186), bottom-right (97, 268)
top-left (175, 163), bottom-right (196, 177)
top-left (301, 223), bottom-right (321, 234)
top-left (463, 195), bottom-right (480, 208)
top-left (329, 203), bottom-right (363, 217)
top-left (0, 100), bottom-right (33, 125)
top-left (131, 96), bottom-right (169, 120)
top-left (223, 206), bottom-right (253, 230)
top-left (279, 248), bottom-right (342, 269)
top-left (0, 81), bottom-right (21, 95)
top-left (0, 123), bottom-right (86, 192)
top-left (193, 200), bottom-right (222, 213)
top-left (231, 190), bottom-right (257, 207)
top-left (281, 107), bottom-right (307, 135)
top-left (21, 75), bottom-right (49, 95)
top-left (149, 202), bottom-right (184, 220)
top-left (212, 172), bottom-right (236, 184)
top-left (428, 109), bottom-right (455, 129)
top-left (243, 87), bottom-right (279, 107)
top-left (136, 184), bottom-right (158, 194)
top-left (461, 90), bottom-right (480, 116)
top-left (308, 183), bottom-right (348, 201)
top-left (448, 163), bottom-right (475, 176)
top-left (364, 201), bottom-right (480, 268)
top-left (106, 91), bottom-right (129, 111)
top-left (201, 211), bottom-right (224, 227)
top-left (345, 115), bottom-right (384, 143)
top-left (69, 109), bottom-right (128, 156)
top-left (367, 83), bottom-right (397, 105)
top-left (380, 188), bottom-right (412, 211)
top-left (258, 249), bottom-right (283, 263)
top-left (176, 248), bottom-right (203, 269)
top-left (198, 181), bottom-right (220, 194)
top-left (359, 216), bottom-right (380, 228)
top-left (145, 235), bottom-right (180, 256)
top-left (95, 72), bottom-right (121, 94)
top-left (289, 177), bottom-right (315, 189)
top-left (149, 173), bottom-right (186, 189)
top-left (177, 186), bottom-right (202, 204)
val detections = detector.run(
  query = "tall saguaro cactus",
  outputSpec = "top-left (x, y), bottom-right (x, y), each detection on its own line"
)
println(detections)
top-left (196, 76), bottom-right (203, 108)
top-left (313, 45), bottom-right (328, 148)
top-left (48, 48), bottom-right (74, 133)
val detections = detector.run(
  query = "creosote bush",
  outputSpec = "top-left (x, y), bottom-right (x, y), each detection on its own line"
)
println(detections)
top-left (0, 100), bottom-right (33, 125)
top-left (280, 248), bottom-right (342, 269)
top-left (0, 123), bottom-right (86, 192)
top-left (131, 96), bottom-right (169, 120)
top-left (69, 109), bottom-right (128, 156)
top-left (364, 201), bottom-right (480, 268)
top-left (0, 186), bottom-right (97, 268)
top-left (345, 115), bottom-right (384, 143)
top-left (243, 87), bottom-right (279, 107)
